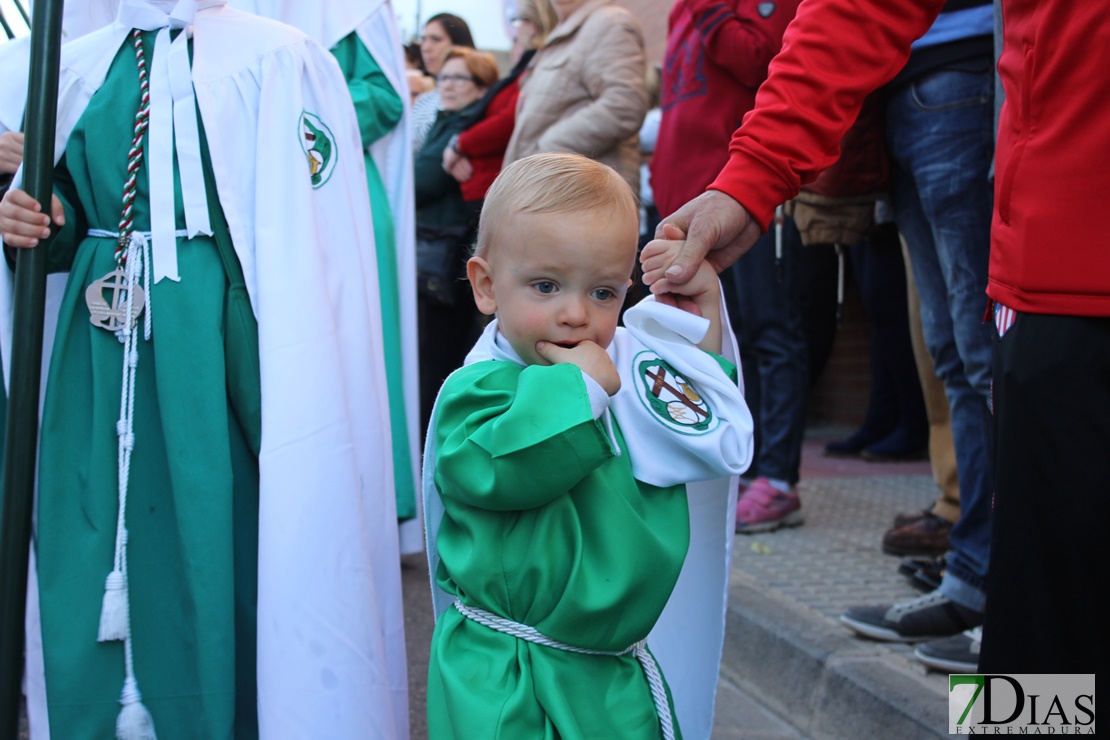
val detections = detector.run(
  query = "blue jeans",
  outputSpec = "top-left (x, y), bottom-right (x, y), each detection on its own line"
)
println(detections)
top-left (887, 65), bottom-right (994, 612)
top-left (721, 216), bottom-right (808, 485)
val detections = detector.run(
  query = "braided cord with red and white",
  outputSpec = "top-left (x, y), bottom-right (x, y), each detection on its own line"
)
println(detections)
top-left (114, 28), bottom-right (151, 266)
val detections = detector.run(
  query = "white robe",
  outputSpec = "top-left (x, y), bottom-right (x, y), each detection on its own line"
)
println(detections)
top-left (1, 5), bottom-right (408, 738)
top-left (424, 294), bottom-right (755, 740)
top-left (232, 0), bottom-right (425, 556)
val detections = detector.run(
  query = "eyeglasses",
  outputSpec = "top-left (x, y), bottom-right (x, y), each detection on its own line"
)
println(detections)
top-left (437, 73), bottom-right (477, 85)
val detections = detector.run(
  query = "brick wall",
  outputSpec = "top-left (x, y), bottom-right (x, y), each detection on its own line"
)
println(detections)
top-left (807, 281), bottom-right (871, 431)
top-left (618, 0), bottom-right (674, 65)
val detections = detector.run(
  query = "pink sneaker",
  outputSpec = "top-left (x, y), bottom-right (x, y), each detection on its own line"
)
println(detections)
top-left (735, 477), bottom-right (803, 533)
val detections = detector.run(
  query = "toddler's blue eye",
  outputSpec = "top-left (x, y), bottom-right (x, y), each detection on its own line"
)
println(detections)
top-left (535, 281), bottom-right (557, 294)
top-left (592, 289), bottom-right (615, 301)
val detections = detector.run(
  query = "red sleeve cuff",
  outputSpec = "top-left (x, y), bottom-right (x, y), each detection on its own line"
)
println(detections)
top-left (707, 146), bottom-right (798, 232)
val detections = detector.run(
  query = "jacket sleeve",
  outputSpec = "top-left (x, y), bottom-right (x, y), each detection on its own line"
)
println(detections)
top-left (538, 9), bottom-right (648, 156)
top-left (434, 362), bottom-right (616, 512)
top-left (686, 0), bottom-right (800, 89)
top-left (614, 298), bottom-right (754, 488)
top-left (457, 84), bottom-right (520, 159)
top-left (709, 0), bottom-right (945, 229)
top-left (335, 33), bottom-right (404, 149)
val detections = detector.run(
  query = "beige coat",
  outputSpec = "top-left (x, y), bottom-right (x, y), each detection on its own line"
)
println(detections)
top-left (504, 0), bottom-right (648, 193)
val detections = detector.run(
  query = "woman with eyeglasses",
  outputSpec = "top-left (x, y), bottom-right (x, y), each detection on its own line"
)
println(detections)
top-left (411, 13), bottom-right (475, 153)
top-left (413, 47), bottom-right (500, 435)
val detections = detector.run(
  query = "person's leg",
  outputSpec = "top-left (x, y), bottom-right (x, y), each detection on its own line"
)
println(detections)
top-left (726, 218), bottom-right (808, 533)
top-left (796, 242), bottom-right (840, 389)
top-left (887, 65), bottom-right (994, 614)
top-left (824, 240), bottom-right (900, 457)
top-left (883, 250), bottom-right (960, 557)
top-left (727, 217), bottom-right (809, 487)
top-left (856, 226), bottom-right (928, 460)
top-left (904, 249), bottom-right (961, 522)
top-left (840, 66), bottom-right (995, 642)
top-left (981, 312), bottom-right (1110, 674)
top-left (418, 290), bottom-right (481, 437)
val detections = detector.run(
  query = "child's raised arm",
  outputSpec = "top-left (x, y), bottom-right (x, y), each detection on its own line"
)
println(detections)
top-left (640, 224), bottom-right (723, 354)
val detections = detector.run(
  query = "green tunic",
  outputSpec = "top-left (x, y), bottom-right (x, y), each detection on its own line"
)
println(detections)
top-left (331, 32), bottom-right (415, 520)
top-left (36, 32), bottom-right (260, 739)
top-left (429, 360), bottom-right (686, 739)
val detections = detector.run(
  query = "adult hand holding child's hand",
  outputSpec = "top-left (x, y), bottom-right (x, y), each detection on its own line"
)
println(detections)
top-left (536, 339), bottom-right (621, 396)
top-left (641, 224), bottom-right (717, 315)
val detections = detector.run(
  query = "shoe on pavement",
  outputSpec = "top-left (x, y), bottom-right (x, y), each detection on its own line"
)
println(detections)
top-left (882, 511), bottom-right (952, 556)
top-left (860, 427), bottom-right (928, 462)
top-left (897, 555), bottom-right (946, 592)
top-left (892, 507), bottom-right (932, 529)
top-left (839, 591), bottom-right (983, 642)
top-left (735, 478), bottom-right (803, 534)
top-left (823, 427), bottom-right (888, 458)
top-left (915, 626), bottom-right (982, 673)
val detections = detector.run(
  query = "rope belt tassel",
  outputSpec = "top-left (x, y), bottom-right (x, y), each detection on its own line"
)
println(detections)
top-left (90, 28), bottom-right (158, 740)
top-left (453, 598), bottom-right (676, 740)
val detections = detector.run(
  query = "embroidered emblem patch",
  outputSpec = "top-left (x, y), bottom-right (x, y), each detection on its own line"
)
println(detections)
top-left (299, 110), bottom-right (336, 189)
top-left (636, 356), bottom-right (714, 433)
top-left (757, 1), bottom-right (776, 17)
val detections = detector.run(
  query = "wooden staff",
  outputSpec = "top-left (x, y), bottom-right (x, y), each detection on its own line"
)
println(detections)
top-left (0, 0), bottom-right (65, 733)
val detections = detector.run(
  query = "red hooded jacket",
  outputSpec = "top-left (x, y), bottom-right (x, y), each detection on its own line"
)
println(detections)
top-left (651, 0), bottom-right (800, 219)
top-left (710, 0), bottom-right (1110, 316)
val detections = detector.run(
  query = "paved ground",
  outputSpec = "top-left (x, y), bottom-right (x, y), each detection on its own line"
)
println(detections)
top-left (713, 434), bottom-right (951, 738)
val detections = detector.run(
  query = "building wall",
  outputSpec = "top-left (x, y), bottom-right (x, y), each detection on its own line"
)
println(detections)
top-left (617, 0), bottom-right (673, 65)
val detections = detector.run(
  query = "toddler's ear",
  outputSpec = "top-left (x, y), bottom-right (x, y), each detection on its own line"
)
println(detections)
top-left (467, 256), bottom-right (498, 316)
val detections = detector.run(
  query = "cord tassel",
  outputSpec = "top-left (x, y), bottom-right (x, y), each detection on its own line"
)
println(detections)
top-left (97, 569), bottom-right (129, 642)
top-left (116, 676), bottom-right (157, 740)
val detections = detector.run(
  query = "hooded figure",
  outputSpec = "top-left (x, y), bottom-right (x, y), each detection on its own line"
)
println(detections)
top-left (0, 1), bottom-right (408, 737)
top-left (233, 0), bottom-right (422, 549)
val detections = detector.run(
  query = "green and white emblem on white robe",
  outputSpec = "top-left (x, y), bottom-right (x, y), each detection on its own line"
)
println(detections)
top-left (300, 110), bottom-right (336, 188)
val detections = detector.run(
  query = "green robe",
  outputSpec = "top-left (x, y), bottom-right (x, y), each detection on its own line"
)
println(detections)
top-left (429, 360), bottom-right (686, 739)
top-left (36, 32), bottom-right (260, 739)
top-left (331, 32), bottom-right (415, 521)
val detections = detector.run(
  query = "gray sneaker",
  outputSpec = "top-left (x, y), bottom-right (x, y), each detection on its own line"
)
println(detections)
top-left (839, 591), bottom-right (983, 642)
top-left (915, 626), bottom-right (982, 673)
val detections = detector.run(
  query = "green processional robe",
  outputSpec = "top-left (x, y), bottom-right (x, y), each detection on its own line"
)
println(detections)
top-left (331, 30), bottom-right (415, 520)
top-left (36, 30), bottom-right (260, 739)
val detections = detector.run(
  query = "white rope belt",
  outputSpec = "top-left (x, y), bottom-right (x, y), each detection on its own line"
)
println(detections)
top-left (453, 598), bottom-right (675, 740)
top-left (86, 225), bottom-right (185, 739)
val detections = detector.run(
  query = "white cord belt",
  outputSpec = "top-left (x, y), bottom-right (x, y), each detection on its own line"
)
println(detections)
top-left (452, 597), bottom-right (675, 740)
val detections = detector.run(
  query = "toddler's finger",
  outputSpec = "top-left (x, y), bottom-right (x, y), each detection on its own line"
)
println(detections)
top-left (534, 341), bottom-right (566, 365)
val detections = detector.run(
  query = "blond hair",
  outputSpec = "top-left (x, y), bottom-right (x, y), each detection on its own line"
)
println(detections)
top-left (476, 153), bottom-right (638, 258)
top-left (442, 46), bottom-right (500, 88)
top-left (516, 0), bottom-right (559, 49)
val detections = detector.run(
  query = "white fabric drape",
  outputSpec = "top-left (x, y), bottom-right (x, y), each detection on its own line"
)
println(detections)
top-left (2, 6), bottom-right (409, 737)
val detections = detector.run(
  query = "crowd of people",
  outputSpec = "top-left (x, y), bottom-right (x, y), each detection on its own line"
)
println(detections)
top-left (0, 0), bottom-right (1105, 737)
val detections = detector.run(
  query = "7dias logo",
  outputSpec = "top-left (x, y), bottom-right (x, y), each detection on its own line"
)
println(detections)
top-left (949, 674), bottom-right (1095, 734)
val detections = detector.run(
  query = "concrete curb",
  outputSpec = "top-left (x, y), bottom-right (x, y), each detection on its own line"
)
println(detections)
top-left (720, 574), bottom-right (949, 738)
